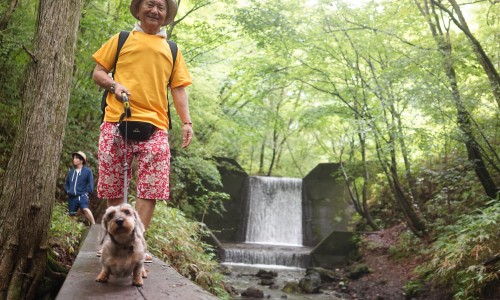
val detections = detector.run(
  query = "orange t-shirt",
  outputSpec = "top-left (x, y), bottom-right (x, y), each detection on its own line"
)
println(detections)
top-left (92, 31), bottom-right (192, 130)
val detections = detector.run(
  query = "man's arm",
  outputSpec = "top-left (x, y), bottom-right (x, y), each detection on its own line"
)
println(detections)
top-left (92, 63), bottom-right (129, 101)
top-left (87, 168), bottom-right (95, 194)
top-left (171, 86), bottom-right (193, 148)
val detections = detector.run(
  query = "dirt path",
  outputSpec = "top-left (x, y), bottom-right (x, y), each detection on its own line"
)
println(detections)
top-left (346, 225), bottom-right (419, 300)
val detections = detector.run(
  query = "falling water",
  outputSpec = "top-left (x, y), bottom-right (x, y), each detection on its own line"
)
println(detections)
top-left (245, 176), bottom-right (303, 246)
top-left (221, 176), bottom-right (310, 268)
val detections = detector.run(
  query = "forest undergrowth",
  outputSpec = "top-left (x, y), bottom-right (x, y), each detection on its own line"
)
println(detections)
top-left (47, 198), bottom-right (500, 300)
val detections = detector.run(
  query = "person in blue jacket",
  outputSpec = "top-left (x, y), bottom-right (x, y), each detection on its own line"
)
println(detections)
top-left (65, 151), bottom-right (95, 225)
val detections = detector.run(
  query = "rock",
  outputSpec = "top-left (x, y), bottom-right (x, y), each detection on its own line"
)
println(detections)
top-left (256, 269), bottom-right (278, 279)
top-left (282, 281), bottom-right (301, 294)
top-left (219, 264), bottom-right (232, 275)
top-left (260, 278), bottom-right (275, 286)
top-left (223, 282), bottom-right (239, 295)
top-left (348, 264), bottom-right (371, 279)
top-left (299, 271), bottom-right (322, 294)
top-left (241, 287), bottom-right (264, 298)
top-left (306, 267), bottom-right (340, 282)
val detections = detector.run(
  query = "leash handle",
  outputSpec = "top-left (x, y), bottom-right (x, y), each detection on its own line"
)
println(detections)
top-left (122, 93), bottom-right (131, 118)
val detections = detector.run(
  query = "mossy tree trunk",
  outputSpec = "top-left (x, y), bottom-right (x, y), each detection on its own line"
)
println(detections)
top-left (0, 0), bottom-right (82, 299)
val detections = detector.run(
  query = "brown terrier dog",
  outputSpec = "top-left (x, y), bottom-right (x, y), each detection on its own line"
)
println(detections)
top-left (95, 203), bottom-right (147, 286)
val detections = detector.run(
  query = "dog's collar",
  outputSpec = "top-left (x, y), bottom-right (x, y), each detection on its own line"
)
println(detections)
top-left (108, 228), bottom-right (136, 251)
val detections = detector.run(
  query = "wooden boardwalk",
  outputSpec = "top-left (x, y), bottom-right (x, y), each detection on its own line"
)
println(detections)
top-left (56, 225), bottom-right (218, 300)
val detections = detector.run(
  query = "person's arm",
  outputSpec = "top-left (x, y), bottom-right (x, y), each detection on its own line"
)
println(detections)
top-left (92, 63), bottom-right (129, 101)
top-left (171, 86), bottom-right (193, 148)
top-left (87, 168), bottom-right (94, 194)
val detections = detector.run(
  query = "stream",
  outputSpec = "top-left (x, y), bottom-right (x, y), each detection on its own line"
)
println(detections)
top-left (222, 263), bottom-right (346, 300)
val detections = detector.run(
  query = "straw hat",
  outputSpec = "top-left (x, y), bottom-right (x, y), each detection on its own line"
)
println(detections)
top-left (72, 151), bottom-right (87, 165)
top-left (130, 0), bottom-right (178, 26)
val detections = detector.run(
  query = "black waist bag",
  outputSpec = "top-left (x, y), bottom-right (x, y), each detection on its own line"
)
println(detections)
top-left (118, 121), bottom-right (156, 141)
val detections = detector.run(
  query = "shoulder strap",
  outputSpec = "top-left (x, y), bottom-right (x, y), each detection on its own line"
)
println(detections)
top-left (113, 31), bottom-right (130, 74)
top-left (166, 40), bottom-right (178, 130)
top-left (167, 40), bottom-right (178, 86)
top-left (101, 31), bottom-right (130, 121)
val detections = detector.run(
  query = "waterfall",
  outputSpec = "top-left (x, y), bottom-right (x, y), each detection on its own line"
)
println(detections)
top-left (221, 243), bottom-right (310, 268)
top-left (245, 176), bottom-right (303, 246)
top-left (221, 176), bottom-right (310, 268)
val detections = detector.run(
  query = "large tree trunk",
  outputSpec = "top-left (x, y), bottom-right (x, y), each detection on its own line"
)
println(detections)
top-left (415, 0), bottom-right (499, 199)
top-left (0, 0), bottom-right (82, 299)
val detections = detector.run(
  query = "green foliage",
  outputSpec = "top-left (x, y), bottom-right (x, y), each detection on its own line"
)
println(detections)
top-left (388, 230), bottom-right (421, 261)
top-left (347, 263), bottom-right (371, 279)
top-left (1, 0), bottom-right (499, 297)
top-left (49, 202), bottom-right (86, 258)
top-left (169, 150), bottom-right (230, 220)
top-left (418, 159), bottom-right (488, 226)
top-left (146, 203), bottom-right (229, 298)
top-left (0, 0), bottom-right (37, 173)
top-left (417, 200), bottom-right (500, 299)
top-left (404, 279), bottom-right (425, 298)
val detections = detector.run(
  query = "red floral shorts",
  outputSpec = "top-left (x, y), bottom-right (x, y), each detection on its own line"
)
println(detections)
top-left (97, 122), bottom-right (170, 200)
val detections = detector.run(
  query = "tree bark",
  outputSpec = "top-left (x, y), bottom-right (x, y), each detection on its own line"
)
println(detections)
top-left (0, 0), bottom-right (82, 299)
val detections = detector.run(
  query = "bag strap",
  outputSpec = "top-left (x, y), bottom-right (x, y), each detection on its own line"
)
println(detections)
top-left (166, 40), bottom-right (178, 130)
top-left (101, 31), bottom-right (130, 122)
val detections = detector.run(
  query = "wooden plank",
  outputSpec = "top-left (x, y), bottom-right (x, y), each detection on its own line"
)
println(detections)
top-left (56, 225), bottom-right (217, 300)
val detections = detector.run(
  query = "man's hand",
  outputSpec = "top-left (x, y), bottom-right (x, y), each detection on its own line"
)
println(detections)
top-left (182, 123), bottom-right (193, 148)
top-left (113, 82), bottom-right (130, 102)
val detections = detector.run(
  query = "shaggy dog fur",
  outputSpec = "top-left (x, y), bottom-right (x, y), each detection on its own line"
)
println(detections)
top-left (95, 204), bottom-right (147, 286)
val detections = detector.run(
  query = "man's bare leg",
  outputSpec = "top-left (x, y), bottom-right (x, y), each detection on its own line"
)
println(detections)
top-left (135, 198), bottom-right (156, 262)
top-left (135, 198), bottom-right (156, 230)
top-left (82, 208), bottom-right (96, 225)
top-left (107, 198), bottom-right (122, 207)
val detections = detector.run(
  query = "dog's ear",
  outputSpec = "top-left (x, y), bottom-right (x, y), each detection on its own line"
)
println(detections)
top-left (99, 209), bottom-right (111, 245)
top-left (133, 210), bottom-right (146, 235)
top-left (133, 210), bottom-right (147, 250)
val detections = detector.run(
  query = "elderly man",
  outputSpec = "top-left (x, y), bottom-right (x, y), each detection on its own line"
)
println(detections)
top-left (92, 0), bottom-right (193, 259)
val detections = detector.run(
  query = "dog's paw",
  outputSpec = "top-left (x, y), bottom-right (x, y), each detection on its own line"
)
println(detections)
top-left (132, 276), bottom-right (144, 287)
top-left (141, 267), bottom-right (149, 278)
top-left (95, 271), bottom-right (109, 283)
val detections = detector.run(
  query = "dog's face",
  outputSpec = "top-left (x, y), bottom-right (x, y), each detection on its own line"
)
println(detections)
top-left (103, 204), bottom-right (137, 242)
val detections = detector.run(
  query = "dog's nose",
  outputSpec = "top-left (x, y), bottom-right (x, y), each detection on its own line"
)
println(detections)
top-left (116, 218), bottom-right (124, 226)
